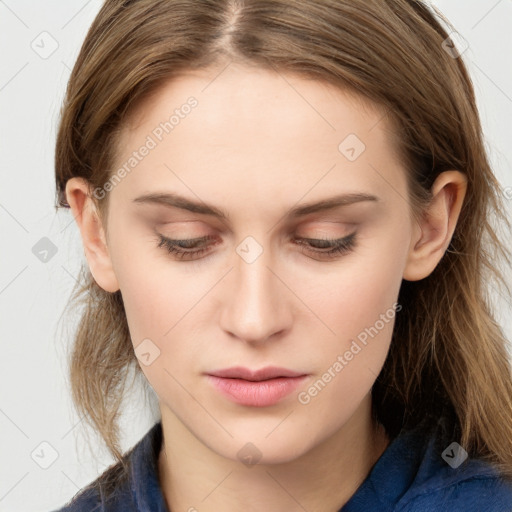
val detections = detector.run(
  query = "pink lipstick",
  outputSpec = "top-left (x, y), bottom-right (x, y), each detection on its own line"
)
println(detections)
top-left (206, 366), bottom-right (308, 407)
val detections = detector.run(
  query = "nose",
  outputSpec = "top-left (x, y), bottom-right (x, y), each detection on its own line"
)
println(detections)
top-left (219, 243), bottom-right (293, 345)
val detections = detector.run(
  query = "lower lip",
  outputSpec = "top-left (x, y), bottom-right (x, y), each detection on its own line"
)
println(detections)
top-left (207, 375), bottom-right (308, 407)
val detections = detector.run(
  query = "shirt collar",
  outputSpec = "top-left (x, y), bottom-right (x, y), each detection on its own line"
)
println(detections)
top-left (129, 422), bottom-right (169, 511)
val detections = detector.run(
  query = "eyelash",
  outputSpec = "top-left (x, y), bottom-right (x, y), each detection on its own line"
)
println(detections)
top-left (156, 232), bottom-right (357, 261)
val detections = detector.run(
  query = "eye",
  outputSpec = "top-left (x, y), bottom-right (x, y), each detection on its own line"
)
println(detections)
top-left (156, 232), bottom-right (357, 261)
top-left (156, 234), bottom-right (216, 260)
top-left (293, 232), bottom-right (357, 260)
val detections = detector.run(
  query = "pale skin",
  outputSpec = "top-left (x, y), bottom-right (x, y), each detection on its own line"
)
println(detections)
top-left (66, 62), bottom-right (467, 511)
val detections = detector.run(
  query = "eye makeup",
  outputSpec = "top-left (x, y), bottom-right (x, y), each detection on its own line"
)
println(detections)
top-left (155, 231), bottom-right (357, 261)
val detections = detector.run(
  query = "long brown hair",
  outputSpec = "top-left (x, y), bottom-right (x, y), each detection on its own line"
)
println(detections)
top-left (55, 0), bottom-right (512, 483)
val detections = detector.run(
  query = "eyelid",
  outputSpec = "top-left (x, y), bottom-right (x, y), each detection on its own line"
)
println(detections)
top-left (155, 231), bottom-right (357, 261)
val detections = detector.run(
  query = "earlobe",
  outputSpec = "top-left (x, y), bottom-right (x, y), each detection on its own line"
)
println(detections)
top-left (403, 170), bottom-right (467, 282)
top-left (65, 178), bottom-right (120, 293)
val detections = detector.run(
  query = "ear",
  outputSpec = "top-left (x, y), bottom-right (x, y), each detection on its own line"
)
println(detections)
top-left (403, 170), bottom-right (467, 281)
top-left (65, 177), bottom-right (120, 292)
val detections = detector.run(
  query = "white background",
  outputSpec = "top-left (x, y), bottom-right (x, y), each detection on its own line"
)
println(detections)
top-left (0, 1), bottom-right (511, 510)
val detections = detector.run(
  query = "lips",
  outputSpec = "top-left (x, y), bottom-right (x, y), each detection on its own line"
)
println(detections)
top-left (205, 366), bottom-right (309, 407)
top-left (207, 366), bottom-right (306, 381)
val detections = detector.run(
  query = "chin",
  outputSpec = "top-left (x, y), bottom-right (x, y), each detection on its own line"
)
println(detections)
top-left (211, 430), bottom-right (317, 467)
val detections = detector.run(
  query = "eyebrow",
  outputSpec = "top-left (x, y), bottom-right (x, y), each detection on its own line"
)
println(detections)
top-left (132, 191), bottom-right (379, 220)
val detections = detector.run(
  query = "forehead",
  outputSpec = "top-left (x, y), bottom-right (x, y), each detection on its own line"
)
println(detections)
top-left (110, 63), bottom-right (406, 216)
top-left (124, 63), bottom-right (392, 146)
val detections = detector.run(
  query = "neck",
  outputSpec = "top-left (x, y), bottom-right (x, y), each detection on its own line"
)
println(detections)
top-left (158, 394), bottom-right (389, 512)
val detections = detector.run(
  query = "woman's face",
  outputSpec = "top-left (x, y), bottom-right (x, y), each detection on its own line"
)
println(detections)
top-left (102, 63), bottom-right (416, 463)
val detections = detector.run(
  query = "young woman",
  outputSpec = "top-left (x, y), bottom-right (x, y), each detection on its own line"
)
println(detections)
top-left (53, 0), bottom-right (512, 510)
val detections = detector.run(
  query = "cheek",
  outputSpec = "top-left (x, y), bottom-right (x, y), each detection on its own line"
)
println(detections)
top-left (303, 236), bottom-right (407, 342)
top-left (119, 270), bottom-right (205, 356)
top-left (114, 257), bottom-right (206, 395)
top-left (108, 227), bottom-right (198, 337)
top-left (294, 253), bottom-right (404, 423)
top-left (293, 229), bottom-right (408, 407)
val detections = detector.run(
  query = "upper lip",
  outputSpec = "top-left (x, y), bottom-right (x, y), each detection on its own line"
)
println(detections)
top-left (207, 366), bottom-right (307, 381)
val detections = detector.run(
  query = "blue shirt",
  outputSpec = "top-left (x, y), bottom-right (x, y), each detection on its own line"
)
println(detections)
top-left (53, 418), bottom-right (512, 511)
